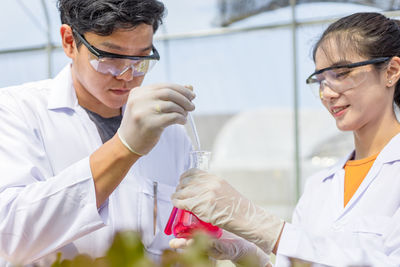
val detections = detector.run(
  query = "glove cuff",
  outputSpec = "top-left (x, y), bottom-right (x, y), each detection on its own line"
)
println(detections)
top-left (117, 128), bottom-right (145, 156)
top-left (224, 203), bottom-right (285, 255)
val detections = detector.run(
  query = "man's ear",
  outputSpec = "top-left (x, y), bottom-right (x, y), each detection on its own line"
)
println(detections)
top-left (385, 56), bottom-right (400, 87)
top-left (60, 24), bottom-right (76, 59)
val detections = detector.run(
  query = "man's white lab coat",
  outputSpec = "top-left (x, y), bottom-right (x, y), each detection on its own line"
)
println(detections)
top-left (0, 66), bottom-right (192, 266)
top-left (276, 133), bottom-right (400, 266)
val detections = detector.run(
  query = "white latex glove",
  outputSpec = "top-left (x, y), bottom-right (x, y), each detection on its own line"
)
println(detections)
top-left (169, 230), bottom-right (272, 267)
top-left (172, 169), bottom-right (285, 254)
top-left (118, 83), bottom-right (195, 155)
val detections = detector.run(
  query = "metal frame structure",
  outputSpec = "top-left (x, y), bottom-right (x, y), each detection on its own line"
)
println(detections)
top-left (2, 1), bottom-right (400, 201)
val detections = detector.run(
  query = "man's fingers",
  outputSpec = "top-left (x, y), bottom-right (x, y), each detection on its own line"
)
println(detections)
top-left (154, 112), bottom-right (188, 128)
top-left (155, 101), bottom-right (188, 117)
top-left (151, 83), bottom-right (196, 101)
top-left (156, 88), bottom-right (195, 112)
top-left (184, 85), bottom-right (194, 91)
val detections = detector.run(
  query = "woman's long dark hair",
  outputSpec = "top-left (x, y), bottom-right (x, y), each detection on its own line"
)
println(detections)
top-left (313, 12), bottom-right (400, 106)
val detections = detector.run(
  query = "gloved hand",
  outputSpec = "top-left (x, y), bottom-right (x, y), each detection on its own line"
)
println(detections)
top-left (169, 230), bottom-right (272, 267)
top-left (118, 83), bottom-right (195, 155)
top-left (172, 169), bottom-right (285, 254)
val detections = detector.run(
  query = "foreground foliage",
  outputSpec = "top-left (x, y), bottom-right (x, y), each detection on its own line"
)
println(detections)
top-left (49, 230), bottom-right (316, 267)
top-left (50, 231), bottom-right (259, 267)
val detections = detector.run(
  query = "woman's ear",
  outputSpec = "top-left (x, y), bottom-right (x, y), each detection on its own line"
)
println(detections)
top-left (386, 56), bottom-right (400, 87)
top-left (60, 24), bottom-right (76, 59)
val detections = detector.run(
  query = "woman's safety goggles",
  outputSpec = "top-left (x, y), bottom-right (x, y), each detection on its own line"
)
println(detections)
top-left (306, 57), bottom-right (391, 99)
top-left (72, 28), bottom-right (160, 77)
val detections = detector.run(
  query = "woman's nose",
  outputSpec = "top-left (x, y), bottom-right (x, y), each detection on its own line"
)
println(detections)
top-left (320, 81), bottom-right (340, 101)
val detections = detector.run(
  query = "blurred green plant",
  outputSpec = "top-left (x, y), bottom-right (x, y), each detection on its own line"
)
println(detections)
top-left (50, 231), bottom-right (239, 267)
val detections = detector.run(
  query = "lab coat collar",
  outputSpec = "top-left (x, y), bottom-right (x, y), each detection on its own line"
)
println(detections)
top-left (375, 132), bottom-right (400, 164)
top-left (47, 64), bottom-right (128, 114)
top-left (321, 132), bottom-right (400, 183)
top-left (47, 64), bottom-right (78, 111)
top-left (341, 133), bottom-right (400, 216)
top-left (321, 152), bottom-right (354, 182)
top-left (318, 133), bottom-right (400, 219)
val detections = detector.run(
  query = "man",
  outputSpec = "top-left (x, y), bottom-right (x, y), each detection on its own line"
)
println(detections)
top-left (0, 0), bottom-right (195, 265)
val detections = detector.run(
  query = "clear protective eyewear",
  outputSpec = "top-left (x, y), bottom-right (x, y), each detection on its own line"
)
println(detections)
top-left (306, 57), bottom-right (391, 99)
top-left (72, 28), bottom-right (160, 77)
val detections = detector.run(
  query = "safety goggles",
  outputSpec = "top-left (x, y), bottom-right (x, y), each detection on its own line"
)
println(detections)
top-left (306, 57), bottom-right (391, 99)
top-left (72, 28), bottom-right (160, 77)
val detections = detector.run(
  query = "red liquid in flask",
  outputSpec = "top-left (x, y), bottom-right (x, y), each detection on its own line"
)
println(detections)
top-left (172, 209), bottom-right (222, 238)
top-left (164, 151), bottom-right (222, 239)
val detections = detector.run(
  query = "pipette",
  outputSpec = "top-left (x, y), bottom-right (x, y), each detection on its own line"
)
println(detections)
top-left (184, 85), bottom-right (201, 150)
top-left (188, 112), bottom-right (201, 151)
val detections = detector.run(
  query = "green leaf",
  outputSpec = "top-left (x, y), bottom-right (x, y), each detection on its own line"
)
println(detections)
top-left (50, 253), bottom-right (63, 267)
top-left (106, 231), bottom-right (154, 267)
top-left (51, 230), bottom-right (265, 267)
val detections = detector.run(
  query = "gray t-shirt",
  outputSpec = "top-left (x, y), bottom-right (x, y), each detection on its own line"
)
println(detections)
top-left (84, 108), bottom-right (122, 143)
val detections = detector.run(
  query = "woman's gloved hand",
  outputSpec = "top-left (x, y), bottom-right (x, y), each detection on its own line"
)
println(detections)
top-left (172, 169), bottom-right (285, 254)
top-left (169, 230), bottom-right (272, 267)
top-left (117, 83), bottom-right (195, 155)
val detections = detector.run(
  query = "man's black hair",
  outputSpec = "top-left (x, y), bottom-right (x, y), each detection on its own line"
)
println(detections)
top-left (57, 0), bottom-right (165, 38)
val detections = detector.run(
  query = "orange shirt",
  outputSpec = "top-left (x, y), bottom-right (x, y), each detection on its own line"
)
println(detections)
top-left (343, 153), bottom-right (378, 207)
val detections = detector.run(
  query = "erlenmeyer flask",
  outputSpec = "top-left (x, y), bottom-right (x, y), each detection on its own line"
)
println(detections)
top-left (164, 150), bottom-right (222, 239)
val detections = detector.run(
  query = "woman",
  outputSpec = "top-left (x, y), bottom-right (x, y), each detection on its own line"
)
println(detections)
top-left (171, 12), bottom-right (400, 266)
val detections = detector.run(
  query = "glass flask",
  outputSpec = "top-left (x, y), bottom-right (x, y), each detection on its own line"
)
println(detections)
top-left (164, 150), bottom-right (222, 239)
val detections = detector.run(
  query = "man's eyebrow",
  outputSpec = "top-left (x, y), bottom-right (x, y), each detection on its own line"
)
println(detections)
top-left (100, 41), bottom-right (153, 52)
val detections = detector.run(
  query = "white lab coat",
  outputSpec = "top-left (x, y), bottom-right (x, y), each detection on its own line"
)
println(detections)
top-left (275, 133), bottom-right (400, 266)
top-left (0, 65), bottom-right (192, 266)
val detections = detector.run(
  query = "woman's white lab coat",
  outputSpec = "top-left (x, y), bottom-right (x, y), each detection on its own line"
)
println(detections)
top-left (0, 65), bottom-right (192, 266)
top-left (275, 133), bottom-right (400, 266)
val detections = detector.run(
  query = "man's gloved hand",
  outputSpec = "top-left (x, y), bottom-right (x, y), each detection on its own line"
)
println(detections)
top-left (117, 83), bottom-right (195, 155)
top-left (169, 230), bottom-right (272, 267)
top-left (172, 169), bottom-right (285, 254)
